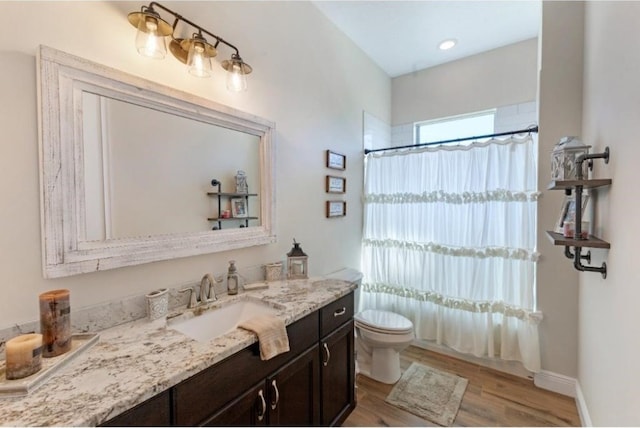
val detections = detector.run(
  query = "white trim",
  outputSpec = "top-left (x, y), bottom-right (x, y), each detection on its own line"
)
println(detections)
top-left (575, 380), bottom-right (593, 427)
top-left (533, 370), bottom-right (576, 397)
top-left (412, 339), bottom-right (533, 379)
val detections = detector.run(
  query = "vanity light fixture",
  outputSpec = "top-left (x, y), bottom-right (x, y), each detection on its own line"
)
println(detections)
top-left (128, 2), bottom-right (252, 91)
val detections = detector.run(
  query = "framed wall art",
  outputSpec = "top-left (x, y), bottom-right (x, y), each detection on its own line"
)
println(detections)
top-left (326, 201), bottom-right (347, 218)
top-left (231, 198), bottom-right (248, 218)
top-left (326, 175), bottom-right (346, 194)
top-left (555, 193), bottom-right (590, 233)
top-left (326, 150), bottom-right (346, 170)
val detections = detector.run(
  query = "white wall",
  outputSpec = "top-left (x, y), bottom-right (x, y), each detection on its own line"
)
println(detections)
top-left (391, 100), bottom-right (538, 147)
top-left (392, 38), bottom-right (538, 126)
top-left (580, 2), bottom-right (640, 425)
top-left (536, 1), bottom-right (585, 379)
top-left (0, 1), bottom-right (390, 328)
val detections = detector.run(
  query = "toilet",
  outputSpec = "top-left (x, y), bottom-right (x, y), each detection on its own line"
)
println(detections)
top-left (354, 309), bottom-right (415, 384)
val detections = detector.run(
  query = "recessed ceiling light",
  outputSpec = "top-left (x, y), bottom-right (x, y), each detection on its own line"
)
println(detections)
top-left (438, 39), bottom-right (457, 51)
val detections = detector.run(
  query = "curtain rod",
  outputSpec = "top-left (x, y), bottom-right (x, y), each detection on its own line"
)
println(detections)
top-left (363, 125), bottom-right (539, 155)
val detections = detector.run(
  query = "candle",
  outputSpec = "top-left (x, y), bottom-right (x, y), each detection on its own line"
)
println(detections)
top-left (39, 289), bottom-right (71, 357)
top-left (5, 333), bottom-right (43, 380)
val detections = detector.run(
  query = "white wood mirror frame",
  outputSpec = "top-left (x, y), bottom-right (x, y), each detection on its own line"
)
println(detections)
top-left (37, 46), bottom-right (276, 278)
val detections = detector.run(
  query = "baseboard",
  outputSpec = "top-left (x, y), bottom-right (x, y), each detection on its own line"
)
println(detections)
top-left (412, 339), bottom-right (533, 380)
top-left (575, 380), bottom-right (593, 427)
top-left (533, 370), bottom-right (595, 426)
top-left (533, 370), bottom-right (576, 397)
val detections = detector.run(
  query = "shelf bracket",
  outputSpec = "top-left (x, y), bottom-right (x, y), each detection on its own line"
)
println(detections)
top-left (565, 246), bottom-right (590, 264)
top-left (565, 147), bottom-right (611, 279)
top-left (572, 147), bottom-right (611, 247)
top-left (573, 247), bottom-right (607, 279)
top-left (211, 179), bottom-right (222, 230)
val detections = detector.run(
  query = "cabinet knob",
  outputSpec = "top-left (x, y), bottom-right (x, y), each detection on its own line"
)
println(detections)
top-left (333, 307), bottom-right (346, 317)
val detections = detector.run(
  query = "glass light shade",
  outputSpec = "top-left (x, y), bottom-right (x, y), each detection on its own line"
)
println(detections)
top-left (226, 63), bottom-right (247, 92)
top-left (135, 15), bottom-right (167, 59)
top-left (222, 54), bottom-right (252, 92)
top-left (187, 39), bottom-right (212, 77)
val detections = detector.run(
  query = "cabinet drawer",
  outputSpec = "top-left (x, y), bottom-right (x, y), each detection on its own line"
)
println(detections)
top-left (320, 293), bottom-right (354, 338)
top-left (173, 311), bottom-right (319, 426)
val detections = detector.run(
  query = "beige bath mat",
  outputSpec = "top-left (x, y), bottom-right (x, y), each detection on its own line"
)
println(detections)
top-left (385, 362), bottom-right (468, 426)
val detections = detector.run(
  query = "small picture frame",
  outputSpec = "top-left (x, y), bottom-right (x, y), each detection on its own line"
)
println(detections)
top-left (555, 193), bottom-right (590, 233)
top-left (326, 175), bottom-right (346, 193)
top-left (326, 201), bottom-right (346, 218)
top-left (231, 198), bottom-right (248, 218)
top-left (326, 150), bottom-right (346, 170)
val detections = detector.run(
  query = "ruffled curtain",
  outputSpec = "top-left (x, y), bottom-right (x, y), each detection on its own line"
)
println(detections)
top-left (360, 136), bottom-right (542, 372)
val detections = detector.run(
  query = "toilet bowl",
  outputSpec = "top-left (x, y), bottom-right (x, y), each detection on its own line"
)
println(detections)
top-left (354, 309), bottom-right (414, 384)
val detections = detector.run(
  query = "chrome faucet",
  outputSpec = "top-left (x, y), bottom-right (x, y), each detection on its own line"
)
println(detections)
top-left (200, 273), bottom-right (217, 303)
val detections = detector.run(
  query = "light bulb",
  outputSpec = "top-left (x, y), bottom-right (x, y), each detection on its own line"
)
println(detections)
top-left (226, 63), bottom-right (247, 92)
top-left (135, 16), bottom-right (166, 59)
top-left (187, 40), bottom-right (212, 77)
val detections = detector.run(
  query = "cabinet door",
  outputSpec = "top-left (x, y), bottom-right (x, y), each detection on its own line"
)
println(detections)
top-left (320, 320), bottom-right (355, 426)
top-left (267, 344), bottom-right (320, 426)
top-left (203, 381), bottom-right (267, 427)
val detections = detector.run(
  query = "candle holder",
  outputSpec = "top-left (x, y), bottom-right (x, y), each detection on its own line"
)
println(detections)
top-left (551, 136), bottom-right (591, 180)
top-left (39, 289), bottom-right (71, 358)
top-left (287, 239), bottom-right (308, 280)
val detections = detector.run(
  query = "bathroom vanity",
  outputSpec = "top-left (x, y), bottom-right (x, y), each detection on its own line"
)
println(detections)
top-left (103, 293), bottom-right (354, 426)
top-left (0, 276), bottom-right (357, 426)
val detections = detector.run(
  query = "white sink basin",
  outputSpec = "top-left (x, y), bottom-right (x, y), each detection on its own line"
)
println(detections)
top-left (168, 299), bottom-right (281, 342)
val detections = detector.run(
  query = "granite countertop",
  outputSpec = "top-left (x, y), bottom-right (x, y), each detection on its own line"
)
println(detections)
top-left (0, 272), bottom-right (359, 427)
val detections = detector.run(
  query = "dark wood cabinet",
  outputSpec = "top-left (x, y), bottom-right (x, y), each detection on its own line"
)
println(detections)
top-left (101, 292), bottom-right (355, 427)
top-left (205, 344), bottom-right (321, 427)
top-left (267, 344), bottom-right (320, 426)
top-left (203, 381), bottom-right (267, 427)
top-left (318, 292), bottom-right (355, 426)
top-left (100, 389), bottom-right (171, 427)
top-left (320, 320), bottom-right (355, 426)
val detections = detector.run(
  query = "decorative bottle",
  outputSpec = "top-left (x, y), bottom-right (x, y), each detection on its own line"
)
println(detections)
top-left (227, 260), bottom-right (239, 295)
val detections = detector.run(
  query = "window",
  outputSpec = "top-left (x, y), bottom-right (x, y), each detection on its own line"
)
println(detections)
top-left (415, 110), bottom-right (496, 146)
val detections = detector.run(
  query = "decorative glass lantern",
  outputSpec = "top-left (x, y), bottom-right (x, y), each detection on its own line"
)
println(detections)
top-left (287, 239), bottom-right (308, 280)
top-left (551, 136), bottom-right (591, 180)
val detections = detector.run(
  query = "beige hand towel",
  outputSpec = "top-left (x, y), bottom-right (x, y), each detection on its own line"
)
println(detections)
top-left (239, 315), bottom-right (290, 361)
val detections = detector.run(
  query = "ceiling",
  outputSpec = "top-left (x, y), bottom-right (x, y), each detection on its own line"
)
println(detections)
top-left (313, 1), bottom-right (541, 78)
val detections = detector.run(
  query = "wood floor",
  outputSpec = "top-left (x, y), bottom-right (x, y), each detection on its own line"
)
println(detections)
top-left (343, 346), bottom-right (581, 427)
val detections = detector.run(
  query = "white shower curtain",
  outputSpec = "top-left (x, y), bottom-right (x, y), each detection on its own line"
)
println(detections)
top-left (360, 135), bottom-right (542, 372)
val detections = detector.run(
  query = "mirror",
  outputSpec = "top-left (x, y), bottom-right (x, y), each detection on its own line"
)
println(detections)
top-left (38, 46), bottom-right (276, 278)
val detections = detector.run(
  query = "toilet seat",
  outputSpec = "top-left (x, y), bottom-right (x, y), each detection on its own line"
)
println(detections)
top-left (354, 309), bottom-right (413, 335)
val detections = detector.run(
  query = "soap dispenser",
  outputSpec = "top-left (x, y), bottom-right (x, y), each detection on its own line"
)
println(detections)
top-left (227, 260), bottom-right (239, 295)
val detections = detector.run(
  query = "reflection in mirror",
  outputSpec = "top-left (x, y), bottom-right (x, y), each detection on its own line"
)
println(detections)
top-left (82, 94), bottom-right (260, 241)
top-left (38, 46), bottom-right (275, 278)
